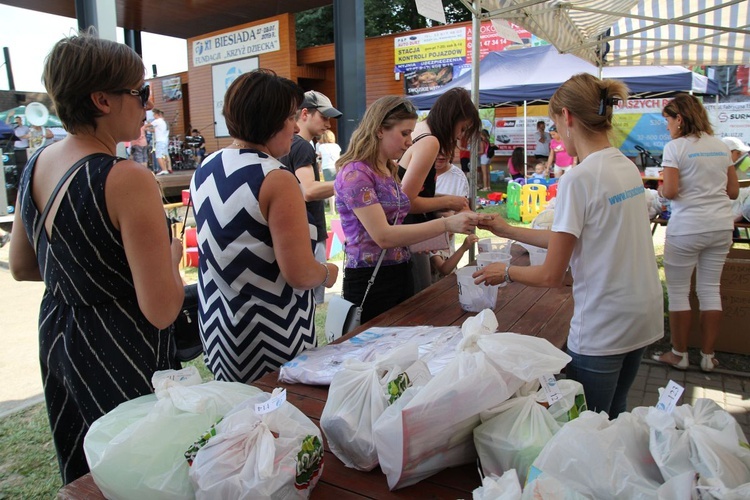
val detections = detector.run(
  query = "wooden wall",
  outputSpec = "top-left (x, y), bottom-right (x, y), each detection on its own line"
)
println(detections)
top-left (146, 72), bottom-right (189, 140)
top-left (185, 13), bottom-right (297, 153)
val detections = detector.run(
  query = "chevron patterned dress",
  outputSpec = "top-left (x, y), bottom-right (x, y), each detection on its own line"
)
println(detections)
top-left (18, 154), bottom-right (176, 484)
top-left (191, 148), bottom-right (316, 383)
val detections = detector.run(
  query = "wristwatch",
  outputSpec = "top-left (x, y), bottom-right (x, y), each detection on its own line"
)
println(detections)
top-left (504, 265), bottom-right (513, 285)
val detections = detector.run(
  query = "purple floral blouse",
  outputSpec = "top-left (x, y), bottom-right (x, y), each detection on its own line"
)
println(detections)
top-left (334, 161), bottom-right (411, 268)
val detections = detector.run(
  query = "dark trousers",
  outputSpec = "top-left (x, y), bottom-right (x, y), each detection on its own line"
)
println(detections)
top-left (343, 262), bottom-right (413, 323)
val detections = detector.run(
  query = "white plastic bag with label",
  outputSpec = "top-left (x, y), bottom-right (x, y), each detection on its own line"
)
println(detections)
top-left (189, 390), bottom-right (324, 499)
top-left (372, 310), bottom-right (571, 490)
top-left (646, 398), bottom-right (750, 489)
top-left (472, 470), bottom-right (522, 500)
top-left (530, 410), bottom-right (663, 499)
top-left (320, 343), bottom-right (422, 471)
top-left (535, 379), bottom-right (587, 424)
top-left (84, 376), bottom-right (262, 500)
top-left (474, 396), bottom-right (561, 485)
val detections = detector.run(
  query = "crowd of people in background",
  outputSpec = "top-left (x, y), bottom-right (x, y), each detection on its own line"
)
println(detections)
top-left (3, 30), bottom-right (747, 489)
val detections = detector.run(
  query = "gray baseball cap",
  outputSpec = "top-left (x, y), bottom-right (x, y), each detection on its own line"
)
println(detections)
top-left (301, 91), bottom-right (342, 118)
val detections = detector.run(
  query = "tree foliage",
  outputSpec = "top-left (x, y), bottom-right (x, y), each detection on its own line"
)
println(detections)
top-left (295, 0), bottom-right (472, 49)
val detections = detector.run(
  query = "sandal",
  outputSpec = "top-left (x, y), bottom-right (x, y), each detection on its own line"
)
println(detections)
top-left (652, 348), bottom-right (689, 370)
top-left (700, 352), bottom-right (719, 373)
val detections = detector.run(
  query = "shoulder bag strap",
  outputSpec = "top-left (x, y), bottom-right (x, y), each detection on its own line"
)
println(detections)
top-left (358, 179), bottom-right (403, 309)
top-left (33, 153), bottom-right (113, 254)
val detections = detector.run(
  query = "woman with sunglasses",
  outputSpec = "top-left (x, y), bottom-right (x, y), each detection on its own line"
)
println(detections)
top-left (9, 32), bottom-right (184, 484)
top-left (334, 96), bottom-right (481, 322)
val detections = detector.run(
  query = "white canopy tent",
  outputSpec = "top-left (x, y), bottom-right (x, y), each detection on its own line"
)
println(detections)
top-left (472, 0), bottom-right (750, 67)
top-left (429, 0), bottom-right (748, 210)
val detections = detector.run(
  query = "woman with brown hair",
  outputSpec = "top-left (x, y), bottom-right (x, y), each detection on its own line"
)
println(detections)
top-left (190, 69), bottom-right (339, 384)
top-left (653, 94), bottom-right (739, 372)
top-left (9, 32), bottom-right (184, 484)
top-left (397, 88), bottom-right (482, 293)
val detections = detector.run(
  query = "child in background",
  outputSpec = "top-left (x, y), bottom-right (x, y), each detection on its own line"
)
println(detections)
top-left (430, 234), bottom-right (479, 283)
top-left (527, 161), bottom-right (548, 180)
top-left (479, 130), bottom-right (492, 190)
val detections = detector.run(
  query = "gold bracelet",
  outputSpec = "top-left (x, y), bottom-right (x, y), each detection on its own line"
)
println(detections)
top-left (442, 217), bottom-right (448, 232)
top-left (319, 263), bottom-right (330, 287)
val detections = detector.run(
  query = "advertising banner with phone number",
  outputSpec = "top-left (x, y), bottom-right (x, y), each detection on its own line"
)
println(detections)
top-left (491, 100), bottom-right (750, 158)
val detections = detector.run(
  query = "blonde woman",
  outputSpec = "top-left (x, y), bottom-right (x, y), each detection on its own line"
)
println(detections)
top-left (317, 129), bottom-right (341, 181)
top-left (334, 96), bottom-right (481, 322)
top-left (474, 74), bottom-right (663, 418)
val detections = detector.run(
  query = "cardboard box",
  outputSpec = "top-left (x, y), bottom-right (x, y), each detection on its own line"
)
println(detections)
top-left (687, 247), bottom-right (750, 354)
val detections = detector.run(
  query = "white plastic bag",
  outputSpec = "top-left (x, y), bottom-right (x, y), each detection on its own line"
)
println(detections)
top-left (530, 410), bottom-right (663, 499)
top-left (473, 470), bottom-right (523, 500)
top-left (320, 343), bottom-right (422, 471)
top-left (189, 389), bottom-right (323, 499)
top-left (474, 396), bottom-right (561, 485)
top-left (278, 326), bottom-right (460, 385)
top-left (372, 311), bottom-right (571, 490)
top-left (535, 379), bottom-right (587, 424)
top-left (646, 398), bottom-right (750, 489)
top-left (84, 376), bottom-right (262, 500)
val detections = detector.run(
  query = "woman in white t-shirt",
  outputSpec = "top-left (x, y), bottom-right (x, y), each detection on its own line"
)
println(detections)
top-left (653, 94), bottom-right (739, 373)
top-left (316, 129), bottom-right (341, 181)
top-left (473, 74), bottom-right (663, 418)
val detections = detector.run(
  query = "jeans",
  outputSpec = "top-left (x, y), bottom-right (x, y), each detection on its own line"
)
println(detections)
top-left (566, 347), bottom-right (646, 419)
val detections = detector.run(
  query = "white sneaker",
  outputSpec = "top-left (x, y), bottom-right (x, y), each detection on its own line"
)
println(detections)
top-left (157, 170), bottom-right (170, 176)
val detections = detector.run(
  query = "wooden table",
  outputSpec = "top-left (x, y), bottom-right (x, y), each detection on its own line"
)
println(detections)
top-left (58, 247), bottom-right (573, 499)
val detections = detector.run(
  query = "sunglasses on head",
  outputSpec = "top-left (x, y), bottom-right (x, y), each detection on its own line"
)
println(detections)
top-left (116, 84), bottom-right (150, 107)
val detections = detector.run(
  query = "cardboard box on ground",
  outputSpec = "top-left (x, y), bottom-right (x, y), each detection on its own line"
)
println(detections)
top-left (688, 247), bottom-right (750, 355)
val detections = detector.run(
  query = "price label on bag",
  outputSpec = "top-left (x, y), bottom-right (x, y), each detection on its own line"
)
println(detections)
top-left (655, 380), bottom-right (684, 414)
top-left (538, 374), bottom-right (563, 405)
top-left (255, 388), bottom-right (287, 415)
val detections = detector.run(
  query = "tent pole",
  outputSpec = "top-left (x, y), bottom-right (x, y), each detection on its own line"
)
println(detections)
top-left (523, 100), bottom-right (528, 178)
top-left (469, 0), bottom-right (481, 263)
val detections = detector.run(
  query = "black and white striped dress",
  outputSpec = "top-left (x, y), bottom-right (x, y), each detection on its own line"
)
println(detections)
top-left (191, 148), bottom-right (316, 384)
top-left (18, 154), bottom-right (175, 484)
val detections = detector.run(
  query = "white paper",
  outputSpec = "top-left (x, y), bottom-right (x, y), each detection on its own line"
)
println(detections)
top-left (255, 388), bottom-right (286, 414)
top-left (656, 380), bottom-right (684, 414)
top-left (415, 0), bottom-right (447, 25)
top-left (538, 374), bottom-right (564, 405)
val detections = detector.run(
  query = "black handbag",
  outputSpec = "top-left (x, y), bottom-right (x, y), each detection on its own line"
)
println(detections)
top-left (171, 199), bottom-right (204, 362)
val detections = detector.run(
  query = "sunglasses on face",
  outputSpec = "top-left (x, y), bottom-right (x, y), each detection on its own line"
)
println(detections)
top-left (116, 84), bottom-right (150, 107)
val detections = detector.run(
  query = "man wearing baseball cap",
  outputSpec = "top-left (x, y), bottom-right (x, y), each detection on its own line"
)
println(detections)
top-left (279, 90), bottom-right (342, 304)
top-left (722, 136), bottom-right (750, 180)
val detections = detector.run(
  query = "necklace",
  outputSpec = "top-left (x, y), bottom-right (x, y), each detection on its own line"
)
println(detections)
top-left (231, 140), bottom-right (271, 156)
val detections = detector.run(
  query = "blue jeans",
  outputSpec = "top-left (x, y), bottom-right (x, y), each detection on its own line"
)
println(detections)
top-left (566, 347), bottom-right (646, 419)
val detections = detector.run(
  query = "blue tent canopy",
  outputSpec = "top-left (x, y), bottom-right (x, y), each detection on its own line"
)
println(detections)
top-left (408, 45), bottom-right (719, 109)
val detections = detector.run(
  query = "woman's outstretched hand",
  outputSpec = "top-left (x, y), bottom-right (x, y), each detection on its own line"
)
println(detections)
top-left (477, 213), bottom-right (510, 237)
top-left (472, 261), bottom-right (507, 286)
top-left (445, 212), bottom-right (494, 234)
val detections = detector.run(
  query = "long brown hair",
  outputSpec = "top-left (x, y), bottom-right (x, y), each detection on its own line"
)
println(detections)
top-left (336, 96), bottom-right (418, 177)
top-left (425, 88), bottom-right (482, 157)
top-left (662, 93), bottom-right (714, 138)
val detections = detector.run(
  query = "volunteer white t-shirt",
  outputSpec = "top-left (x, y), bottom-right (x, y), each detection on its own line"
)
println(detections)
top-left (152, 117), bottom-right (169, 143)
top-left (661, 133), bottom-right (734, 236)
top-left (552, 147), bottom-right (663, 356)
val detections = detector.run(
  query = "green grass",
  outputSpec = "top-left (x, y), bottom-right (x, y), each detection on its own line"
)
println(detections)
top-left (0, 404), bottom-right (60, 498)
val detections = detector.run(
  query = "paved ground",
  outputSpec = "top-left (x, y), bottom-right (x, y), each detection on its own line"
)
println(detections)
top-left (1, 230), bottom-right (748, 438)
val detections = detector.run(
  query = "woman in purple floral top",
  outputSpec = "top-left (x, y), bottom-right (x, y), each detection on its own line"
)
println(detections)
top-left (334, 96), bottom-right (481, 322)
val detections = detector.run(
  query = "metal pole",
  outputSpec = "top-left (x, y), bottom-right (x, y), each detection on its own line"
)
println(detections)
top-left (469, 1), bottom-right (481, 263)
top-left (2, 47), bottom-right (14, 91)
top-left (470, 1), bottom-right (481, 209)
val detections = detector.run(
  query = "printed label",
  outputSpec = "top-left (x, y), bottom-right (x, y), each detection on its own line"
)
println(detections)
top-left (538, 374), bottom-right (563, 405)
top-left (655, 380), bottom-right (684, 413)
top-left (255, 388), bottom-right (286, 414)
